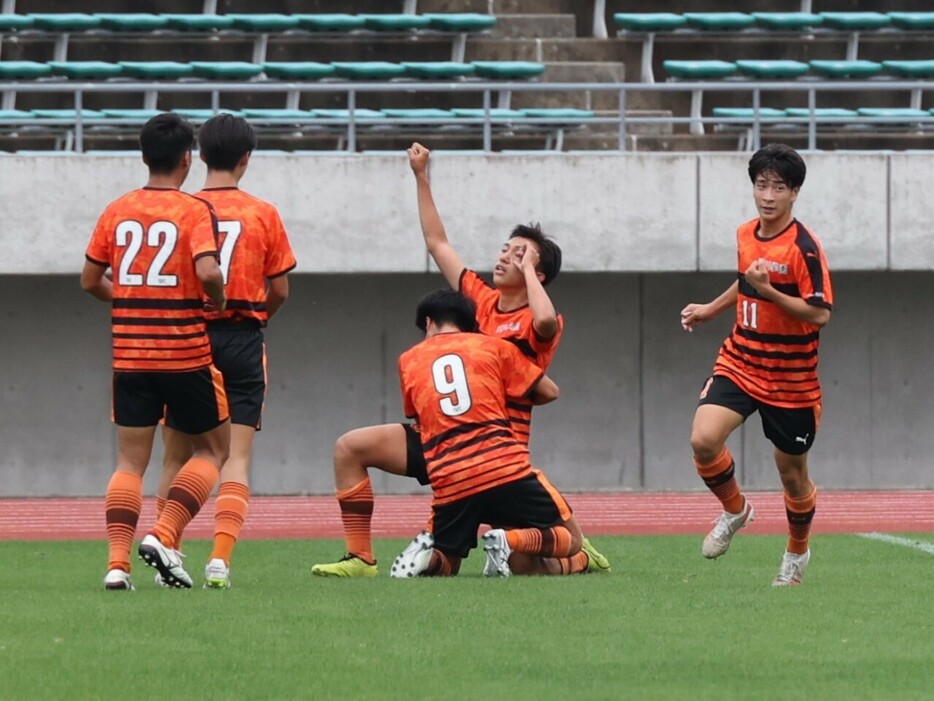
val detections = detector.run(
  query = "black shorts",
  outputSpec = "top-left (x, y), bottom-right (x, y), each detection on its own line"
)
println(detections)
top-left (698, 375), bottom-right (820, 456)
top-left (403, 423), bottom-right (429, 485)
top-left (166, 322), bottom-right (266, 430)
top-left (432, 472), bottom-right (573, 559)
top-left (113, 366), bottom-right (228, 435)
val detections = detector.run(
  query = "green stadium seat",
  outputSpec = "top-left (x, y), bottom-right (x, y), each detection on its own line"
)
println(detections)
top-left (613, 13), bottom-right (687, 32)
top-left (808, 60), bottom-right (883, 78)
top-left (858, 108), bottom-right (929, 118)
top-left (818, 13), bottom-right (891, 31)
top-left (160, 14), bottom-right (236, 31)
top-left (118, 61), bottom-right (195, 79)
top-left (381, 108), bottom-right (454, 119)
top-left (735, 60), bottom-right (810, 79)
top-left (784, 108), bottom-right (859, 119)
top-left (292, 14), bottom-right (366, 32)
top-left (519, 108), bottom-right (595, 119)
top-left (887, 12), bottom-right (934, 30)
top-left (189, 62), bottom-right (264, 79)
top-left (262, 62), bottom-right (336, 80)
top-left (712, 107), bottom-right (786, 119)
top-left (224, 14), bottom-right (300, 32)
top-left (0, 109), bottom-right (35, 120)
top-left (240, 109), bottom-right (313, 120)
top-left (882, 60), bottom-right (934, 78)
top-left (100, 109), bottom-right (163, 120)
top-left (31, 109), bottom-right (105, 118)
top-left (27, 13), bottom-right (102, 31)
top-left (451, 108), bottom-right (524, 119)
top-left (751, 13), bottom-right (823, 30)
top-left (330, 62), bottom-right (406, 80)
top-left (48, 61), bottom-right (123, 79)
top-left (0, 14), bottom-right (34, 30)
top-left (422, 14), bottom-right (497, 32)
top-left (0, 61), bottom-right (53, 79)
top-left (311, 109), bottom-right (386, 120)
top-left (470, 62), bottom-right (545, 79)
top-left (357, 14), bottom-right (432, 31)
top-left (682, 13), bottom-right (755, 31)
top-left (172, 108), bottom-right (244, 119)
top-left (92, 14), bottom-right (169, 31)
top-left (663, 60), bottom-right (737, 79)
top-left (400, 62), bottom-right (476, 79)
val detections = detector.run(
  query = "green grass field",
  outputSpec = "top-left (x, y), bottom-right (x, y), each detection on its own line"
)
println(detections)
top-left (0, 534), bottom-right (931, 701)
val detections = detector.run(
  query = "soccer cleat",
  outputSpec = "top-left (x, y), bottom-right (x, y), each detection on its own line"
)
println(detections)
top-left (103, 568), bottom-right (135, 591)
top-left (138, 533), bottom-right (193, 589)
top-left (389, 531), bottom-right (434, 578)
top-left (482, 528), bottom-right (512, 578)
top-left (702, 499), bottom-right (755, 559)
top-left (203, 558), bottom-right (231, 589)
top-left (155, 548), bottom-right (186, 587)
top-left (312, 554), bottom-right (379, 578)
top-left (772, 549), bottom-right (810, 587)
top-left (581, 537), bottom-right (611, 573)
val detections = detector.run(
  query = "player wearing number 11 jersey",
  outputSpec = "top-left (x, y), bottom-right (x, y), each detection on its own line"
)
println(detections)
top-left (680, 144), bottom-right (833, 586)
top-left (159, 113), bottom-right (296, 589)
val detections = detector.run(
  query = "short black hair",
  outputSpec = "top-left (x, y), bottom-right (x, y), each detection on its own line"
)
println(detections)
top-left (198, 113), bottom-right (257, 171)
top-left (748, 143), bottom-right (807, 190)
top-left (509, 223), bottom-right (562, 286)
top-left (415, 289), bottom-right (478, 333)
top-left (139, 113), bottom-right (194, 175)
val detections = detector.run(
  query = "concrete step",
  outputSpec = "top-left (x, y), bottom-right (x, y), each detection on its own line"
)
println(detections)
top-left (509, 61), bottom-right (624, 111)
top-left (491, 14), bottom-right (577, 40)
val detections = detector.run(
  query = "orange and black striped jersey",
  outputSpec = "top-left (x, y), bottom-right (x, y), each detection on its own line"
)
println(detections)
top-left (195, 187), bottom-right (296, 326)
top-left (399, 332), bottom-right (544, 505)
top-left (459, 269), bottom-right (563, 444)
top-left (85, 187), bottom-right (219, 372)
top-left (714, 218), bottom-right (833, 408)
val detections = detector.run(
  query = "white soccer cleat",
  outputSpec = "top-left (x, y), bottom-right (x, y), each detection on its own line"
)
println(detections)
top-left (103, 568), bottom-right (135, 591)
top-left (390, 531), bottom-right (434, 578)
top-left (772, 549), bottom-right (810, 587)
top-left (138, 533), bottom-right (193, 589)
top-left (482, 528), bottom-right (512, 578)
top-left (203, 558), bottom-right (231, 589)
top-left (702, 500), bottom-right (755, 559)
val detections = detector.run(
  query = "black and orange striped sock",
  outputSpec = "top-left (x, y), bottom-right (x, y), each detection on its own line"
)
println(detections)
top-left (155, 495), bottom-right (183, 551)
top-left (555, 551), bottom-right (590, 575)
top-left (211, 481), bottom-right (250, 565)
top-left (152, 457), bottom-right (218, 548)
top-left (337, 477), bottom-right (375, 564)
top-left (785, 483), bottom-right (817, 555)
top-left (105, 471), bottom-right (142, 573)
top-left (425, 550), bottom-right (460, 576)
top-left (695, 447), bottom-right (745, 514)
top-left (505, 526), bottom-right (575, 557)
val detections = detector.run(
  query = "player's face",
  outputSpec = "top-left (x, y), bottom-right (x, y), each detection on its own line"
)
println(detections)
top-left (492, 237), bottom-right (539, 287)
top-left (753, 171), bottom-right (798, 225)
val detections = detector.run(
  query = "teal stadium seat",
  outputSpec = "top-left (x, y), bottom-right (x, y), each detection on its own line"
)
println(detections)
top-left (613, 13), bottom-right (688, 83)
top-left (0, 61), bottom-right (52, 79)
top-left (224, 14), bottom-right (301, 32)
top-left (423, 14), bottom-right (496, 32)
top-left (470, 61), bottom-right (545, 79)
top-left (734, 60), bottom-right (810, 79)
top-left (188, 62), bottom-right (264, 80)
top-left (357, 14), bottom-right (432, 31)
top-left (27, 13), bottom-right (102, 31)
top-left (887, 13), bottom-right (934, 30)
top-left (330, 62), bottom-right (407, 80)
top-left (100, 109), bottom-right (163, 120)
top-left (751, 13), bottom-right (823, 30)
top-left (819, 13), bottom-right (891, 60)
top-left (92, 14), bottom-right (169, 31)
top-left (682, 13), bottom-right (755, 31)
top-left (160, 14), bottom-right (235, 31)
top-left (663, 61), bottom-right (738, 136)
top-left (48, 61), bottom-right (123, 79)
top-left (450, 108), bottom-right (524, 119)
top-left (381, 108), bottom-right (455, 119)
top-left (808, 60), bottom-right (883, 78)
top-left (118, 62), bottom-right (195, 79)
top-left (292, 14), bottom-right (366, 32)
top-left (0, 14), bottom-right (34, 30)
top-left (262, 62), bottom-right (336, 80)
top-left (400, 62), bottom-right (476, 79)
top-left (0, 109), bottom-right (35, 120)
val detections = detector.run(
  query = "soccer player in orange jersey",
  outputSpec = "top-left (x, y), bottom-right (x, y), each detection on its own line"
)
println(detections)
top-left (158, 114), bottom-right (297, 589)
top-left (312, 142), bottom-right (609, 578)
top-left (389, 289), bottom-right (583, 578)
top-left (80, 113), bottom-right (230, 591)
top-left (680, 144), bottom-right (833, 586)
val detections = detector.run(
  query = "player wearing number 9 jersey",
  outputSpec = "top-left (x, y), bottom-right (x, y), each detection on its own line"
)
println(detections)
top-left (390, 289), bottom-right (582, 577)
top-left (679, 144), bottom-right (833, 586)
top-left (81, 113), bottom-right (230, 591)
top-left (158, 113), bottom-right (296, 590)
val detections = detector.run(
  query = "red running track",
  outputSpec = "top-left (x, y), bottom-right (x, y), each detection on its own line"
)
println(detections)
top-left (1, 491), bottom-right (933, 540)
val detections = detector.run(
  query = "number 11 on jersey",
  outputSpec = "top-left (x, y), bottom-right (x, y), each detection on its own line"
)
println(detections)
top-left (742, 299), bottom-right (758, 329)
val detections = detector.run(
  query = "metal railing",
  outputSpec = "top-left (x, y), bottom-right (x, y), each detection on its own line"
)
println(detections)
top-left (0, 79), bottom-right (931, 152)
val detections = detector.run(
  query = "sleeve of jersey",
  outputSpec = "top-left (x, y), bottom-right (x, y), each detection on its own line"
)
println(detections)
top-left (796, 244), bottom-right (833, 310)
top-left (265, 209), bottom-right (297, 278)
top-left (189, 205), bottom-right (219, 262)
top-left (85, 212), bottom-right (112, 266)
top-left (458, 269), bottom-right (495, 305)
top-left (501, 342), bottom-right (545, 398)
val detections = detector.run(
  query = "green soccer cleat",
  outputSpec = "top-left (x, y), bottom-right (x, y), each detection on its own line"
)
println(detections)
top-left (312, 554), bottom-right (379, 578)
top-left (581, 537), bottom-right (611, 573)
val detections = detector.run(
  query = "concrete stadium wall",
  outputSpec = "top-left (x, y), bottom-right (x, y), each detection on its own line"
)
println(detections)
top-left (1, 152), bottom-right (933, 496)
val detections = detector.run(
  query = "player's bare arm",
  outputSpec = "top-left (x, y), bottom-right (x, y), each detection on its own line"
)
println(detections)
top-left (744, 258), bottom-right (831, 327)
top-left (80, 260), bottom-right (113, 302)
top-left (681, 281), bottom-right (739, 332)
top-left (196, 256), bottom-right (227, 313)
top-left (407, 142), bottom-right (465, 290)
top-left (529, 373), bottom-right (559, 406)
top-left (516, 244), bottom-right (559, 340)
top-left (266, 275), bottom-right (289, 318)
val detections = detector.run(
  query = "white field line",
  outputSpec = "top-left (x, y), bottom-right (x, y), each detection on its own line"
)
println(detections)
top-left (858, 532), bottom-right (934, 555)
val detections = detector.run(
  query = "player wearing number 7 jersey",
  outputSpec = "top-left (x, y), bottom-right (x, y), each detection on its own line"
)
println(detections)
top-left (158, 113), bottom-right (296, 589)
top-left (81, 113), bottom-right (230, 590)
top-left (680, 144), bottom-right (833, 586)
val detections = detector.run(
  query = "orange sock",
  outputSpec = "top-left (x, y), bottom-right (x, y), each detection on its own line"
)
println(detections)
top-left (785, 483), bottom-right (817, 555)
top-left (695, 447), bottom-right (745, 514)
top-left (211, 481), bottom-right (250, 565)
top-left (426, 550), bottom-right (460, 576)
top-left (105, 471), bottom-right (142, 573)
top-left (505, 526), bottom-right (574, 557)
top-left (337, 477), bottom-right (375, 564)
top-left (556, 551), bottom-right (590, 575)
top-left (154, 495), bottom-right (183, 551)
top-left (152, 457), bottom-right (218, 547)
